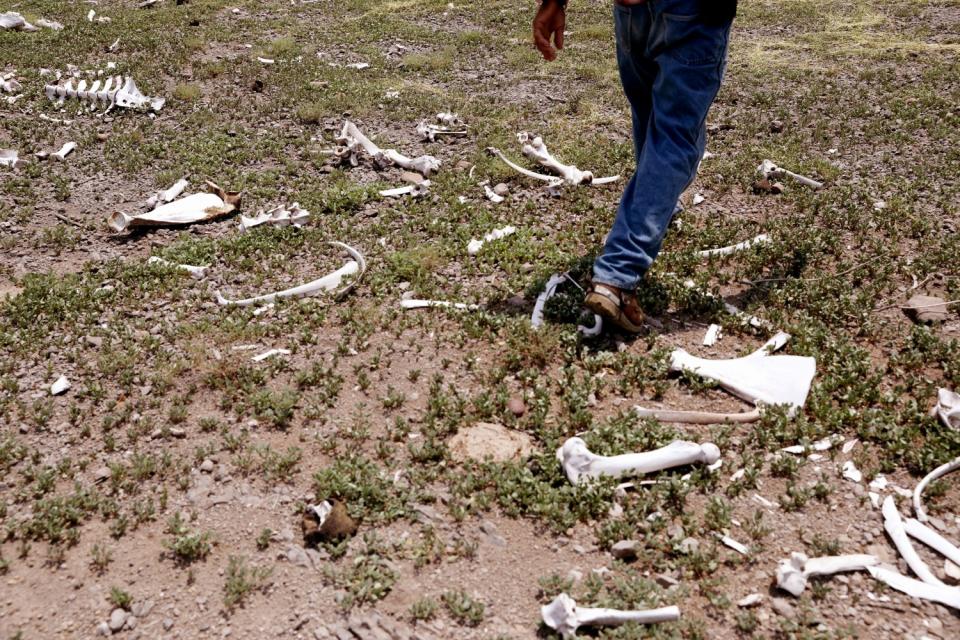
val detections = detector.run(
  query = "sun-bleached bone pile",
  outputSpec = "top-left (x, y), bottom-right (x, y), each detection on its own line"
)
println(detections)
top-left (334, 120), bottom-right (440, 177)
top-left (45, 75), bottom-right (165, 113)
top-left (467, 225), bottom-right (515, 255)
top-left (417, 112), bottom-right (468, 142)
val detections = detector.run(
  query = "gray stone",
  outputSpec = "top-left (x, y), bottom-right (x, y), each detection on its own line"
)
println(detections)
top-left (163, 618), bottom-right (174, 631)
top-left (286, 545), bottom-right (311, 568)
top-left (678, 537), bottom-right (699, 554)
top-left (770, 597), bottom-right (796, 619)
top-left (96, 622), bottom-right (111, 637)
top-left (200, 459), bottom-right (215, 473)
top-left (610, 540), bottom-right (639, 561)
top-left (493, 183), bottom-right (509, 197)
top-left (124, 615), bottom-right (137, 630)
top-left (109, 608), bottom-right (128, 632)
top-left (655, 573), bottom-right (679, 588)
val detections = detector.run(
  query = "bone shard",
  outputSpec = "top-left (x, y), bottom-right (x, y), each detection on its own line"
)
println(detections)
top-left (542, 593), bottom-right (680, 639)
top-left (109, 182), bottom-right (239, 232)
top-left (702, 323), bottom-right (722, 346)
top-left (379, 182), bottom-right (429, 198)
top-left (145, 177), bottom-right (189, 209)
top-left (467, 225), bottom-right (516, 256)
top-left (147, 256), bottom-right (208, 279)
top-left (336, 120), bottom-right (440, 177)
top-left (557, 437), bottom-right (720, 486)
top-left (934, 388), bottom-right (960, 430)
top-left (697, 234), bottom-right (771, 258)
top-left (216, 242), bottom-right (365, 306)
top-left (518, 132), bottom-right (619, 186)
top-left (483, 184), bottom-right (504, 203)
top-left (914, 455), bottom-right (960, 523)
top-left (417, 118), bottom-right (467, 143)
top-left (776, 552), bottom-right (879, 596)
top-left (883, 495), bottom-right (943, 585)
top-left (0, 149), bottom-right (20, 168)
top-left (50, 375), bottom-right (71, 396)
top-left (44, 75), bottom-right (165, 113)
top-left (758, 159), bottom-right (823, 190)
top-left (50, 141), bottom-right (76, 161)
top-left (1, 74), bottom-right (21, 94)
top-left (486, 146), bottom-right (562, 187)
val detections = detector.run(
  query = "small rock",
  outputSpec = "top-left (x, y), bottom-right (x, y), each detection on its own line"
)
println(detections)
top-left (506, 397), bottom-right (526, 417)
top-left (678, 537), bottom-right (699, 554)
top-left (124, 615), bottom-right (137, 630)
top-left (286, 545), bottom-right (312, 568)
top-left (170, 428), bottom-right (186, 439)
top-left (903, 295), bottom-right (950, 324)
top-left (493, 183), bottom-right (509, 197)
top-left (770, 597), bottom-right (796, 619)
top-left (96, 622), bottom-right (111, 636)
top-left (769, 119), bottom-right (784, 133)
top-left (200, 459), bottom-right (214, 473)
top-left (610, 540), bottom-right (639, 561)
top-left (567, 569), bottom-right (583, 583)
top-left (109, 608), bottom-right (128, 632)
top-left (163, 618), bottom-right (174, 631)
top-left (93, 466), bottom-right (111, 483)
top-left (454, 160), bottom-right (472, 172)
top-left (738, 593), bottom-right (763, 608)
top-left (655, 573), bottom-right (679, 588)
top-left (448, 422), bottom-right (534, 463)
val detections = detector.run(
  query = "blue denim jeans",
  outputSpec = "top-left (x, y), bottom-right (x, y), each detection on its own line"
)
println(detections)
top-left (592, 0), bottom-right (732, 290)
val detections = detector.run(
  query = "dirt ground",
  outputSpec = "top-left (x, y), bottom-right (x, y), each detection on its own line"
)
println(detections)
top-left (1, 1), bottom-right (959, 639)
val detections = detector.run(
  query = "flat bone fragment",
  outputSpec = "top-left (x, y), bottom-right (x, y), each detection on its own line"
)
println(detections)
top-left (1, 76), bottom-right (21, 93)
top-left (758, 159), bottom-right (823, 190)
top-left (542, 593), bottom-right (680, 639)
top-left (518, 132), bottom-right (619, 186)
top-left (703, 324), bottom-right (722, 346)
top-left (914, 455), bottom-right (960, 523)
top-left (252, 348), bottom-right (291, 362)
top-left (50, 141), bottom-right (76, 161)
top-left (239, 203), bottom-right (310, 231)
top-left (147, 256), bottom-right (208, 279)
top-left (903, 518), bottom-right (960, 568)
top-left (337, 121), bottom-right (440, 177)
top-left (145, 177), bottom-right (189, 209)
top-left (934, 388), bottom-right (960, 430)
top-left (866, 565), bottom-right (960, 610)
top-left (400, 299), bottom-right (479, 311)
top-left (718, 534), bottom-right (749, 555)
top-left (0, 149), bottom-right (20, 168)
top-left (417, 121), bottom-right (467, 143)
top-left (697, 234), bottom-right (770, 258)
top-left (883, 495), bottom-right (943, 585)
top-left (842, 460), bottom-right (862, 483)
top-left (782, 436), bottom-right (838, 455)
top-left (467, 225), bottom-right (516, 255)
top-left (557, 437), bottom-right (720, 485)
top-left (50, 375), bottom-right (71, 396)
top-left (634, 406), bottom-right (762, 425)
top-left (216, 242), bottom-right (365, 306)
top-left (0, 11), bottom-right (37, 30)
top-left (776, 552), bottom-right (879, 596)
top-left (110, 183), bottom-right (239, 232)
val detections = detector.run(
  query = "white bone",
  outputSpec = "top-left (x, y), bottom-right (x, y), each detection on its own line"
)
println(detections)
top-left (436, 112), bottom-right (463, 127)
top-left (634, 406), bottom-right (762, 425)
top-left (518, 132), bottom-right (620, 186)
top-left (842, 460), bottom-right (862, 482)
top-left (903, 518), bottom-right (960, 568)
top-left (557, 437), bottom-right (720, 485)
top-left (0, 149), bottom-right (20, 168)
top-left (0, 76), bottom-right (21, 93)
top-left (702, 324), bottom-right (722, 346)
top-left (914, 455), bottom-right (960, 523)
top-left (257, 57), bottom-right (275, 64)
top-left (697, 234), bottom-right (771, 258)
top-left (866, 565), bottom-right (960, 609)
top-left (578, 314), bottom-right (603, 337)
top-left (50, 375), bottom-right (71, 396)
top-left (45, 75), bottom-right (164, 112)
top-left (110, 192), bottom-right (230, 232)
top-left (252, 348), bottom-right (291, 362)
top-left (400, 299), bottom-right (479, 311)
top-left (486, 146), bottom-right (562, 188)
top-left (145, 177), bottom-right (189, 209)
top-left (345, 62), bottom-right (369, 70)
top-left (692, 193), bottom-right (705, 205)
top-left (216, 242), bottom-right (365, 306)
top-left (934, 388), bottom-right (960, 429)
top-left (238, 203), bottom-right (310, 231)
top-left (51, 142), bottom-right (76, 161)
top-left (776, 552), bottom-right (878, 596)
top-left (883, 495), bottom-right (943, 585)
top-left (718, 534), bottom-right (749, 555)
top-left (337, 121), bottom-right (440, 177)
top-left (542, 593), bottom-right (679, 639)
top-left (417, 121), bottom-right (467, 142)
top-left (35, 18), bottom-right (63, 30)
top-left (147, 256), bottom-right (208, 279)
top-left (782, 436), bottom-right (839, 455)
top-left (379, 182), bottom-right (429, 198)
top-left (87, 9), bottom-right (96, 22)
top-left (758, 159), bottom-right (823, 190)
top-left (531, 274), bottom-right (567, 329)
top-left (467, 225), bottom-right (515, 256)
top-left (0, 11), bottom-right (37, 30)
top-left (483, 184), bottom-right (504, 203)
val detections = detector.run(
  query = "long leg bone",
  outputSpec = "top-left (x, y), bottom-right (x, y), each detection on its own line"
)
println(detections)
top-left (776, 552), bottom-right (879, 596)
top-left (542, 593), bottom-right (679, 639)
top-left (697, 234), bottom-right (771, 258)
top-left (216, 242), bottom-right (365, 306)
top-left (400, 299), bottom-right (479, 311)
top-left (109, 182), bottom-right (240, 232)
top-left (557, 437), bottom-right (720, 485)
top-left (634, 407), bottom-right (763, 424)
top-left (866, 565), bottom-right (960, 610)
top-left (914, 455), bottom-right (960, 523)
top-left (518, 133), bottom-right (620, 186)
top-left (145, 177), bottom-right (189, 209)
top-left (933, 388), bottom-right (960, 430)
top-left (147, 256), bottom-right (208, 279)
top-left (758, 159), bottom-right (823, 190)
top-left (379, 182), bottom-right (430, 198)
top-left (883, 495), bottom-right (943, 585)
top-left (417, 121), bottom-right (467, 143)
top-left (337, 121), bottom-right (440, 176)
top-left (903, 518), bottom-right (960, 567)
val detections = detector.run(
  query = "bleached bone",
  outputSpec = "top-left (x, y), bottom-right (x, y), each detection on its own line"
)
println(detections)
top-left (914, 455), bottom-right (960, 523)
top-left (697, 234), bottom-right (770, 258)
top-left (0, 149), bottom-right (20, 168)
top-left (417, 121), bottom-right (467, 143)
top-left (336, 121), bottom-right (440, 177)
top-left (0, 11), bottom-right (37, 30)
top-left (35, 18), bottom-right (63, 30)
top-left (542, 593), bottom-right (679, 639)
top-left (842, 460), bottom-right (862, 482)
top-left (400, 299), bottom-right (479, 311)
top-left (379, 182), bottom-right (429, 198)
top-left (703, 324), bottom-right (722, 346)
top-left (718, 534), bottom-right (749, 555)
top-left (634, 406), bottom-right (763, 425)
top-left (436, 112), bottom-right (463, 127)
top-left (934, 388), bottom-right (960, 430)
top-left (216, 242), bottom-right (365, 306)
top-left (145, 177), bottom-right (189, 209)
top-left (866, 565), bottom-right (960, 610)
top-left (109, 183), bottom-right (239, 232)
top-left (557, 437), bottom-right (720, 485)
top-left (147, 256), bottom-right (209, 280)
top-left (1, 75), bottom-right (21, 93)
top-left (483, 184), bottom-right (504, 203)
top-left (775, 552), bottom-right (878, 596)
top-left (238, 203), bottom-right (310, 231)
top-left (883, 495), bottom-right (943, 585)
top-left (252, 348), bottom-right (291, 362)
top-left (903, 518), bottom-right (960, 568)
top-left (758, 159), bottom-right (823, 190)
top-left (467, 225), bottom-right (516, 256)
top-left (50, 375), bottom-right (71, 396)
top-left (782, 435), bottom-right (839, 455)
top-left (257, 57), bottom-right (275, 65)
top-left (487, 146), bottom-right (562, 188)
top-left (37, 141), bottom-right (76, 161)
top-left (518, 132), bottom-right (620, 186)
top-left (44, 75), bottom-right (165, 113)
top-left (531, 274), bottom-right (567, 329)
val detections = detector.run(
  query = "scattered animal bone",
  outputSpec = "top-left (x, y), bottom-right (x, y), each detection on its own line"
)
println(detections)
top-left (238, 203), bottom-right (310, 231)
top-left (903, 517), bottom-right (960, 568)
top-left (866, 565), bottom-right (960, 610)
top-left (882, 495), bottom-right (943, 585)
top-left (737, 594), bottom-right (763, 608)
top-left (933, 388), bottom-right (960, 429)
top-left (379, 182), bottom-right (430, 198)
top-left (842, 460), bottom-right (863, 482)
top-left (251, 348), bottom-right (291, 362)
top-left (109, 182), bottom-right (240, 232)
top-left (216, 242), bottom-right (365, 306)
top-left (36, 141), bottom-right (75, 161)
top-left (914, 455), bottom-right (960, 523)
top-left (483, 184), bottom-right (504, 203)
top-left (0, 11), bottom-right (37, 30)
top-left (145, 177), bottom-right (189, 209)
top-left (541, 593), bottom-right (680, 640)
top-left (556, 437), bottom-right (720, 485)
top-left (758, 159), bottom-right (823, 190)
top-left (34, 18), bottom-right (63, 30)
top-left (692, 193), bottom-right (705, 206)
top-left (467, 225), bottom-right (516, 256)
top-left (697, 234), bottom-right (770, 258)
top-left (400, 299), bottom-right (479, 311)
top-left (50, 375), bottom-right (71, 396)
top-left (634, 406), bottom-right (762, 425)
top-left (718, 534), bottom-right (749, 555)
top-left (775, 552), bottom-right (879, 596)
top-left (436, 112), bottom-right (463, 127)
top-left (486, 146), bottom-right (562, 189)
top-left (0, 149), bottom-right (20, 168)
top-left (531, 274), bottom-right (568, 329)
top-left (45, 75), bottom-right (165, 113)
top-left (147, 256), bottom-right (208, 279)
top-left (417, 115), bottom-right (467, 142)
top-left (518, 132), bottom-right (620, 186)
top-left (782, 436), bottom-right (839, 455)
top-left (335, 120), bottom-right (440, 177)
top-left (1, 73), bottom-right (21, 93)
top-left (703, 324), bottom-right (722, 346)
top-left (257, 57), bottom-right (275, 65)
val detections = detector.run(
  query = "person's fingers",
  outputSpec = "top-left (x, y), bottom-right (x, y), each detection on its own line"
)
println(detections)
top-left (534, 27), bottom-right (557, 61)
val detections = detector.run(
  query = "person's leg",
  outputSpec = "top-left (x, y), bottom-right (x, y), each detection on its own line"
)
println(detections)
top-left (593, 1), bottom-right (732, 293)
top-left (612, 3), bottom-right (657, 164)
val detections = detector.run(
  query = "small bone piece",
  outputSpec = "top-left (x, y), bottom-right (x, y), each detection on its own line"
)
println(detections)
top-left (883, 495), bottom-right (943, 585)
top-left (145, 177), bottom-right (189, 209)
top-left (417, 120), bottom-right (467, 143)
top-left (782, 435), bottom-right (839, 455)
top-left (842, 460), bottom-right (862, 483)
top-left (866, 565), bottom-right (960, 610)
top-left (50, 141), bottom-right (76, 161)
top-left (252, 348), bottom-right (291, 362)
top-left (336, 121), bottom-right (440, 177)
top-left (914, 455), bottom-right (960, 523)
top-left (697, 234), bottom-right (771, 258)
top-left (44, 75), bottom-right (164, 112)
top-left (557, 437), bottom-right (720, 485)
top-left (718, 534), bottom-right (749, 555)
top-left (0, 74), bottom-right (21, 93)
top-left (109, 182), bottom-right (239, 232)
top-left (0, 11), bottom-right (37, 30)
top-left (436, 112), bottom-right (463, 127)
top-left (758, 159), bottom-right (823, 190)
top-left (702, 324), bottom-right (722, 346)
top-left (737, 594), bottom-right (763, 608)
top-left (542, 593), bottom-right (680, 639)
top-left (486, 146), bottom-right (563, 188)
top-left (34, 18), bottom-right (64, 30)
top-left (776, 552), bottom-right (879, 596)
top-left (216, 242), bottom-right (365, 306)
top-left (50, 375), bottom-right (71, 396)
top-left (934, 388), bottom-right (960, 430)
top-left (379, 182), bottom-right (430, 198)
top-left (518, 132), bottom-right (620, 186)
top-left (467, 225), bottom-right (516, 256)
top-left (400, 299), bottom-right (479, 311)
top-left (634, 406), bottom-right (762, 425)
top-left (903, 518), bottom-right (960, 568)
top-left (147, 256), bottom-right (208, 279)
top-left (483, 184), bottom-right (504, 203)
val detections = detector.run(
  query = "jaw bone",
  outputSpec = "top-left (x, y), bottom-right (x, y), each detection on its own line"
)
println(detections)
top-left (216, 242), bottom-right (365, 306)
top-left (542, 593), bottom-right (679, 639)
top-left (758, 159), bottom-right (823, 190)
top-left (336, 120), bottom-right (440, 177)
top-left (45, 75), bottom-right (165, 113)
top-left (518, 132), bottom-right (620, 186)
top-left (556, 437), bottom-right (720, 485)
top-left (109, 182), bottom-right (240, 232)
top-left (776, 552), bottom-right (879, 596)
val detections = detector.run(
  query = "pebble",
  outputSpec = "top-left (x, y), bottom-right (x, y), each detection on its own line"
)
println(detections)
top-left (506, 397), bottom-right (526, 417)
top-left (770, 597), bottom-right (796, 619)
top-left (678, 537), bottom-right (699, 554)
top-left (493, 183), bottom-right (509, 197)
top-left (96, 622), bottom-right (111, 636)
top-left (610, 540), bottom-right (639, 561)
top-left (655, 573), bottom-right (679, 588)
top-left (108, 608), bottom-right (128, 632)
top-left (163, 618), bottom-right (174, 631)
top-left (200, 459), bottom-right (215, 473)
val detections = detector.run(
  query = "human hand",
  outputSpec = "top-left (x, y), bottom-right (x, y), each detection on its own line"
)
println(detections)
top-left (533, 0), bottom-right (566, 61)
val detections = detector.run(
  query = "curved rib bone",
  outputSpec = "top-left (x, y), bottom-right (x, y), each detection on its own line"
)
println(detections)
top-left (883, 495), bottom-right (943, 585)
top-left (776, 552), bottom-right (879, 596)
top-left (486, 146), bottom-right (562, 186)
top-left (903, 518), bottom-right (960, 568)
top-left (758, 159), bottom-right (823, 190)
top-left (337, 120), bottom-right (440, 177)
top-left (914, 455), bottom-right (960, 523)
top-left (867, 565), bottom-right (960, 609)
top-left (518, 133), bottom-right (620, 186)
top-left (216, 242), bottom-right (365, 306)
top-left (556, 437), bottom-right (720, 485)
top-left (109, 182), bottom-right (239, 232)
top-left (542, 593), bottom-right (679, 639)
top-left (697, 234), bottom-right (771, 258)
